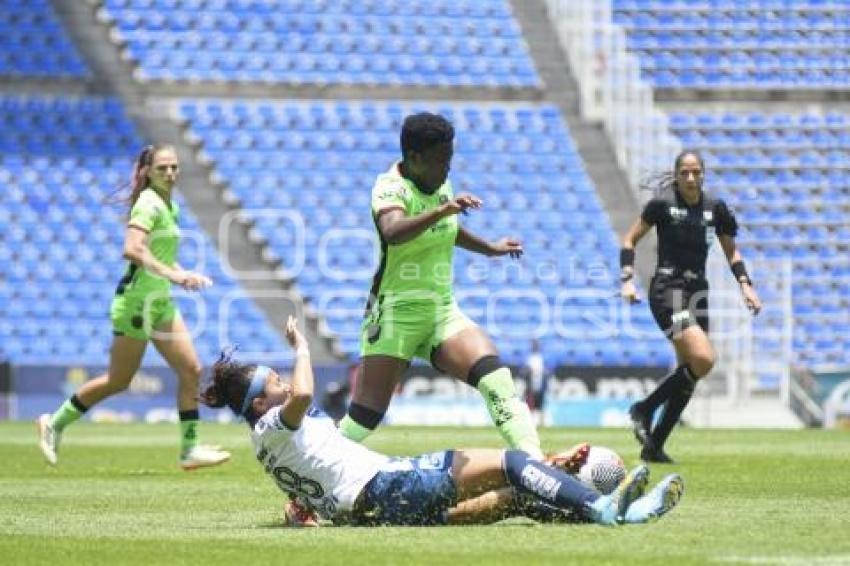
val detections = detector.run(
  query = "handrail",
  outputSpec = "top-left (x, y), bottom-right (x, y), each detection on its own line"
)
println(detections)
top-left (545, 0), bottom-right (682, 197)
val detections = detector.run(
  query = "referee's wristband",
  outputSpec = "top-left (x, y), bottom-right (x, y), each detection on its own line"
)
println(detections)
top-left (731, 260), bottom-right (752, 286)
top-left (619, 248), bottom-right (635, 269)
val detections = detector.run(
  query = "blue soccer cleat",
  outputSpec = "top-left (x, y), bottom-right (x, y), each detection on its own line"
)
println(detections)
top-left (586, 464), bottom-right (650, 525)
top-left (622, 473), bottom-right (685, 524)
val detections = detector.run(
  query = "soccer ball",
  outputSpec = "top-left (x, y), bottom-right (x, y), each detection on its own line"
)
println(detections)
top-left (576, 446), bottom-right (626, 495)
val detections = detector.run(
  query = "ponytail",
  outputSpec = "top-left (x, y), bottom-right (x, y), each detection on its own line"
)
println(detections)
top-left (639, 149), bottom-right (705, 198)
top-left (200, 346), bottom-right (257, 418)
top-left (128, 145), bottom-right (155, 209)
top-left (102, 143), bottom-right (175, 212)
top-left (639, 170), bottom-right (677, 198)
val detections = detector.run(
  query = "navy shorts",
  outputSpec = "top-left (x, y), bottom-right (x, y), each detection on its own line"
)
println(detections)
top-left (352, 451), bottom-right (457, 526)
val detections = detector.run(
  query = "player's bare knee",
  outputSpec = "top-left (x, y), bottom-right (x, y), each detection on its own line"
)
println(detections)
top-left (689, 351), bottom-right (715, 378)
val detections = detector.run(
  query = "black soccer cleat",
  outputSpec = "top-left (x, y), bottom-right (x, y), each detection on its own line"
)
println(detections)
top-left (640, 446), bottom-right (676, 464)
top-left (629, 403), bottom-right (652, 449)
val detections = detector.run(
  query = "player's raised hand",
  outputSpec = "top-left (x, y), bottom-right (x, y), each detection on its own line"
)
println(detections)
top-left (441, 193), bottom-right (483, 216)
top-left (547, 442), bottom-right (590, 475)
top-left (285, 315), bottom-right (308, 352)
top-left (490, 237), bottom-right (523, 259)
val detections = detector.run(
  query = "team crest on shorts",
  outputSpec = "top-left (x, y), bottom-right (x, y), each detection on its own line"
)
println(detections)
top-left (367, 323), bottom-right (381, 343)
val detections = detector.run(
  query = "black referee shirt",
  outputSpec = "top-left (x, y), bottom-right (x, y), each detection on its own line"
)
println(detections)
top-left (641, 190), bottom-right (739, 275)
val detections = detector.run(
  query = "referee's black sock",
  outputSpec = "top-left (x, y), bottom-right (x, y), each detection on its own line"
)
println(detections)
top-left (650, 374), bottom-right (696, 450)
top-left (637, 365), bottom-right (695, 415)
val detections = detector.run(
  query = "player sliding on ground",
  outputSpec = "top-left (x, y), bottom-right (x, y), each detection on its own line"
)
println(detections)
top-left (201, 317), bottom-right (684, 527)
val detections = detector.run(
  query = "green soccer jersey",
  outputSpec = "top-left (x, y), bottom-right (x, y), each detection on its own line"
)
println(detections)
top-left (369, 162), bottom-right (458, 306)
top-left (116, 188), bottom-right (180, 296)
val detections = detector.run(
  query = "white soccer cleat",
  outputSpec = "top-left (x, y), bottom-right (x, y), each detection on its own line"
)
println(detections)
top-left (36, 414), bottom-right (60, 466)
top-left (180, 445), bottom-right (231, 471)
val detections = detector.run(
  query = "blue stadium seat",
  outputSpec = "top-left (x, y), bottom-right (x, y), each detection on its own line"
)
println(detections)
top-left (668, 109), bottom-right (850, 367)
top-left (0, 0), bottom-right (88, 78)
top-left (0, 96), bottom-right (291, 366)
top-left (177, 99), bottom-right (665, 365)
top-left (101, 0), bottom-right (541, 88)
top-left (613, 1), bottom-right (848, 89)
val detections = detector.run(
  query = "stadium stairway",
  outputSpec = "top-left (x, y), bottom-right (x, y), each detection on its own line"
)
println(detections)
top-left (66, 0), bottom-right (570, 363)
top-left (50, 0), bottom-right (338, 362)
top-left (510, 0), bottom-right (657, 287)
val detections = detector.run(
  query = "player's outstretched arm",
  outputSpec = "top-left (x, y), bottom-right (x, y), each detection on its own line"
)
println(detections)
top-left (719, 235), bottom-right (762, 315)
top-left (455, 226), bottom-right (523, 259)
top-left (378, 193), bottom-right (482, 245)
top-left (280, 316), bottom-right (314, 429)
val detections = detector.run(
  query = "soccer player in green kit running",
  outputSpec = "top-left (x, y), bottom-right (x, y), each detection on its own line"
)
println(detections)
top-left (338, 113), bottom-right (543, 459)
top-left (37, 144), bottom-right (230, 470)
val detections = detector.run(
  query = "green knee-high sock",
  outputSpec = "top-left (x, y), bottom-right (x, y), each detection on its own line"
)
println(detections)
top-left (338, 415), bottom-right (374, 443)
top-left (50, 396), bottom-right (87, 432)
top-left (477, 367), bottom-right (543, 459)
top-left (338, 402), bottom-right (384, 443)
top-left (179, 410), bottom-right (199, 455)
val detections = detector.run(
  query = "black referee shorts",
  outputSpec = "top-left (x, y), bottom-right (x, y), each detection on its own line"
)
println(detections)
top-left (648, 274), bottom-right (709, 338)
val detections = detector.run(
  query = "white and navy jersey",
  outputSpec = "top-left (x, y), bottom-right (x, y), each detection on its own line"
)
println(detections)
top-left (250, 406), bottom-right (390, 520)
top-left (641, 191), bottom-right (738, 276)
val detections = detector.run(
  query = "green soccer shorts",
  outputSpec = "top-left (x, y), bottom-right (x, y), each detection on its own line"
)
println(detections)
top-left (360, 299), bottom-right (476, 362)
top-left (110, 293), bottom-right (181, 341)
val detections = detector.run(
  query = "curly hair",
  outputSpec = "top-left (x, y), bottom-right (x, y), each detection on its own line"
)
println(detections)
top-left (640, 149), bottom-right (705, 197)
top-left (200, 348), bottom-right (258, 418)
top-left (400, 112), bottom-right (454, 158)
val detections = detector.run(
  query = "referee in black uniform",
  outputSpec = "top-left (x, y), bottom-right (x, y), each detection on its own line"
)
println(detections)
top-left (620, 150), bottom-right (762, 463)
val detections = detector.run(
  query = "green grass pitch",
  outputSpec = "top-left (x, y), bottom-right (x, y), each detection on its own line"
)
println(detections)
top-left (2, 422), bottom-right (849, 565)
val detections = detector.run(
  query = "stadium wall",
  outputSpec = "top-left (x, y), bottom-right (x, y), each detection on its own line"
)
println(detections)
top-left (5, 362), bottom-right (673, 427)
top-left (5, 364), bottom-right (349, 423)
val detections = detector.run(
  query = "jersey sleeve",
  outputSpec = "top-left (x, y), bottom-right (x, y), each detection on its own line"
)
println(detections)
top-left (128, 191), bottom-right (160, 232)
top-left (371, 179), bottom-right (408, 216)
top-left (254, 406), bottom-right (297, 447)
top-left (713, 199), bottom-right (739, 237)
top-left (640, 197), bottom-right (667, 226)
